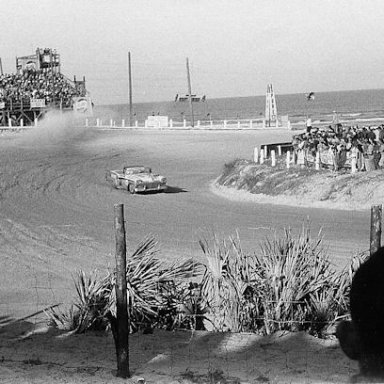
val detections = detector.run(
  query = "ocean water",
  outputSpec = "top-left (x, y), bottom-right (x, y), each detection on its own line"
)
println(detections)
top-left (93, 88), bottom-right (384, 125)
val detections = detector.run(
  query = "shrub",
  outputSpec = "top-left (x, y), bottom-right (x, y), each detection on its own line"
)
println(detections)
top-left (47, 231), bottom-right (361, 338)
top-left (199, 227), bottom-right (361, 336)
top-left (46, 237), bottom-right (203, 333)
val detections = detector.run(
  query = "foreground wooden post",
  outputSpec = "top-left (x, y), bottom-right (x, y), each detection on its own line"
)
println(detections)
top-left (315, 151), bottom-right (320, 170)
top-left (286, 151), bottom-right (290, 169)
top-left (277, 145), bottom-right (282, 156)
top-left (260, 149), bottom-right (264, 164)
top-left (114, 204), bottom-right (130, 378)
top-left (370, 205), bottom-right (382, 256)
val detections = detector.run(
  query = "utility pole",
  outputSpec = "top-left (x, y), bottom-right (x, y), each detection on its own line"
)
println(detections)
top-left (128, 52), bottom-right (133, 127)
top-left (186, 57), bottom-right (194, 128)
top-left (0, 58), bottom-right (3, 76)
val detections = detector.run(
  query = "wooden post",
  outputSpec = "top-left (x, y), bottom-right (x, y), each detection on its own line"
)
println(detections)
top-left (114, 204), bottom-right (130, 378)
top-left (122, 119), bottom-right (125, 127)
top-left (186, 57), bottom-right (194, 128)
top-left (315, 151), bottom-right (320, 170)
top-left (278, 145), bottom-right (282, 156)
top-left (250, 120), bottom-right (253, 129)
top-left (128, 52), bottom-right (133, 127)
top-left (286, 151), bottom-right (290, 169)
top-left (254, 147), bottom-right (259, 163)
top-left (263, 145), bottom-right (268, 158)
top-left (370, 205), bottom-right (382, 256)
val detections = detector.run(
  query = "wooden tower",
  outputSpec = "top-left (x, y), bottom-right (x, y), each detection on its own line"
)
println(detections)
top-left (265, 84), bottom-right (277, 127)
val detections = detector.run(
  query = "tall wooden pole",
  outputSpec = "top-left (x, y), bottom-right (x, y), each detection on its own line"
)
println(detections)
top-left (128, 52), bottom-right (133, 127)
top-left (186, 57), bottom-right (194, 128)
top-left (114, 203), bottom-right (130, 378)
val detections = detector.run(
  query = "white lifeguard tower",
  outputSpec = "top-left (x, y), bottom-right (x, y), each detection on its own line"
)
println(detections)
top-left (265, 84), bottom-right (277, 127)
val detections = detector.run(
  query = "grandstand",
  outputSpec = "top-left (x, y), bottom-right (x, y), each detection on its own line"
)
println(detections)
top-left (0, 48), bottom-right (92, 127)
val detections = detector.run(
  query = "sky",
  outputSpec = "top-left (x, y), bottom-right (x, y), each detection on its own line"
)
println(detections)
top-left (1, 0), bottom-right (384, 105)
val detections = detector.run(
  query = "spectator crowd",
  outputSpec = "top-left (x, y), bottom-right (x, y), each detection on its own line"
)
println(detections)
top-left (0, 69), bottom-right (86, 108)
top-left (292, 123), bottom-right (384, 172)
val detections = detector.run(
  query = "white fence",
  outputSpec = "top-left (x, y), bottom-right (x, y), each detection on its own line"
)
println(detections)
top-left (85, 117), bottom-right (292, 130)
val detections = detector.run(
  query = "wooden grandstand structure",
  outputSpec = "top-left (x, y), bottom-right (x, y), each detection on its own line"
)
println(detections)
top-left (0, 48), bottom-right (91, 127)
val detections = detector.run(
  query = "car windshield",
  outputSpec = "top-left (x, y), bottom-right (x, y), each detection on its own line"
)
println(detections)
top-left (125, 167), bottom-right (151, 174)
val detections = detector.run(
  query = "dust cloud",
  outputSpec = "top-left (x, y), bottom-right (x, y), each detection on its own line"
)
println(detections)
top-left (19, 110), bottom-right (89, 147)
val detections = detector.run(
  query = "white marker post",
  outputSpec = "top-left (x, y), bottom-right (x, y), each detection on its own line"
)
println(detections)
top-left (351, 156), bottom-right (357, 174)
top-left (271, 150), bottom-right (276, 167)
top-left (315, 152), bottom-right (320, 170)
top-left (260, 149), bottom-right (265, 164)
top-left (264, 145), bottom-right (268, 158)
top-left (278, 145), bottom-right (282, 156)
top-left (254, 147), bottom-right (259, 163)
top-left (286, 151), bottom-right (290, 169)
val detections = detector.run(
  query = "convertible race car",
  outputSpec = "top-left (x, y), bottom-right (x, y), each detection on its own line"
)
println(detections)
top-left (109, 166), bottom-right (167, 194)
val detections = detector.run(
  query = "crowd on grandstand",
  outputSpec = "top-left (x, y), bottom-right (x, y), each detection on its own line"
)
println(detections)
top-left (0, 69), bottom-right (85, 108)
top-left (292, 124), bottom-right (384, 171)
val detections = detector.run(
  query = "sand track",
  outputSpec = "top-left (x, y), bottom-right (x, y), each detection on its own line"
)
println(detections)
top-left (0, 122), bottom-right (371, 320)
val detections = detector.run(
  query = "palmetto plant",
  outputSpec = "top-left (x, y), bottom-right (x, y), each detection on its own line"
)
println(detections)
top-left (46, 237), bottom-right (203, 333)
top-left (199, 227), bottom-right (357, 336)
top-left (47, 231), bottom-right (361, 338)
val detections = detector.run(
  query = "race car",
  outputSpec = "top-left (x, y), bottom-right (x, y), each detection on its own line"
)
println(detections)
top-left (109, 166), bottom-right (167, 194)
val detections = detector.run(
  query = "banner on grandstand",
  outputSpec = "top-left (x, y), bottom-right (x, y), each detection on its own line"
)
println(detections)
top-left (30, 98), bottom-right (46, 108)
top-left (73, 97), bottom-right (93, 116)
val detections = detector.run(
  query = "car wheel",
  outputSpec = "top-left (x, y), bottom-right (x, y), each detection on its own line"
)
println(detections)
top-left (128, 183), bottom-right (136, 194)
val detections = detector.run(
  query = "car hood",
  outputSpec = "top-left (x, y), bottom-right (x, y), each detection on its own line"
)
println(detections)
top-left (128, 174), bottom-right (162, 183)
